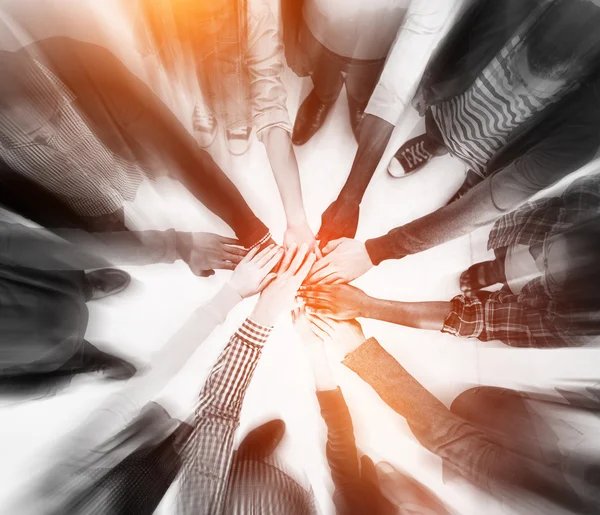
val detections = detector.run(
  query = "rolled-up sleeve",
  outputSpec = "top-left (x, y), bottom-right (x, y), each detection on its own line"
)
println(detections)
top-left (365, 0), bottom-right (463, 126)
top-left (247, 0), bottom-right (292, 139)
top-left (442, 291), bottom-right (576, 348)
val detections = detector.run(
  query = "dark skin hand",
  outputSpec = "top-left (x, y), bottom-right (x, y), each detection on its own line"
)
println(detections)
top-left (298, 284), bottom-right (370, 320)
top-left (317, 115), bottom-right (395, 248)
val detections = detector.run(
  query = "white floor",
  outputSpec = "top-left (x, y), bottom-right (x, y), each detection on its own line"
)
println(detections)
top-left (2, 2), bottom-right (600, 514)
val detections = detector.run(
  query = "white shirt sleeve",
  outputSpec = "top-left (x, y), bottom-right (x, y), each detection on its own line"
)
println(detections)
top-left (365, 0), bottom-right (465, 126)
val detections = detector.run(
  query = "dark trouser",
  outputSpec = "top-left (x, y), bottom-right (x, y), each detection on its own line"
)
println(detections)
top-left (298, 21), bottom-right (384, 105)
top-left (0, 266), bottom-right (92, 394)
top-left (424, 108), bottom-right (447, 151)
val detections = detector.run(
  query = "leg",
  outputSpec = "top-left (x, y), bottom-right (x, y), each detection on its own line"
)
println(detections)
top-left (292, 22), bottom-right (344, 145)
top-left (345, 59), bottom-right (384, 140)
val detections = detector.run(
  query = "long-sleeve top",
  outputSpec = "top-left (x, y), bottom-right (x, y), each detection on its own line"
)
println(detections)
top-left (37, 285), bottom-right (244, 515)
top-left (342, 337), bottom-right (587, 513)
top-left (2, 37), bottom-right (269, 248)
top-left (178, 317), bottom-right (272, 515)
top-left (364, 0), bottom-right (465, 126)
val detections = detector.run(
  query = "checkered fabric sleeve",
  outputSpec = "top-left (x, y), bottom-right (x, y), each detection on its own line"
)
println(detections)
top-left (178, 318), bottom-right (272, 514)
top-left (441, 290), bottom-right (577, 348)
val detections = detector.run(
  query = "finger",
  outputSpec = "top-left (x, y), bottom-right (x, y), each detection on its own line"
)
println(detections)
top-left (306, 255), bottom-right (331, 278)
top-left (223, 245), bottom-right (247, 257)
top-left (307, 312), bottom-right (335, 332)
top-left (277, 243), bottom-right (296, 273)
top-left (257, 245), bottom-right (282, 268)
top-left (239, 244), bottom-right (260, 264)
top-left (308, 320), bottom-right (329, 341)
top-left (322, 238), bottom-right (345, 255)
top-left (223, 251), bottom-right (244, 264)
top-left (294, 252), bottom-right (316, 283)
top-left (303, 298), bottom-right (332, 311)
top-left (313, 242), bottom-right (323, 260)
top-left (262, 247), bottom-right (284, 273)
top-left (218, 236), bottom-right (243, 246)
top-left (257, 272), bottom-right (277, 291)
top-left (297, 290), bottom-right (332, 302)
top-left (199, 269), bottom-right (215, 277)
top-left (309, 266), bottom-right (338, 284)
top-left (360, 456), bottom-right (380, 488)
top-left (218, 261), bottom-right (237, 271)
top-left (330, 275), bottom-right (346, 285)
top-left (287, 243), bottom-right (309, 276)
top-left (253, 243), bottom-right (276, 264)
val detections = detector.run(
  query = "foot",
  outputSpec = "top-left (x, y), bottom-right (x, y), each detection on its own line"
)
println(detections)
top-left (388, 134), bottom-right (445, 177)
top-left (193, 101), bottom-right (217, 148)
top-left (237, 419), bottom-right (286, 460)
top-left (347, 95), bottom-right (367, 142)
top-left (460, 259), bottom-right (504, 296)
top-left (292, 89), bottom-right (335, 146)
top-left (446, 170), bottom-right (485, 205)
top-left (226, 126), bottom-right (252, 155)
top-left (81, 342), bottom-right (137, 380)
top-left (85, 268), bottom-right (131, 301)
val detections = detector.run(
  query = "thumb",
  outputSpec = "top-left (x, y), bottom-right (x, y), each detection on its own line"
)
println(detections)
top-left (322, 238), bottom-right (345, 255)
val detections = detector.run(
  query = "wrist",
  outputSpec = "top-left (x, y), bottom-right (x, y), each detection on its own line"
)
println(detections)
top-left (358, 293), bottom-right (374, 318)
top-left (175, 231), bottom-right (193, 263)
top-left (251, 299), bottom-right (279, 327)
top-left (286, 212), bottom-right (309, 229)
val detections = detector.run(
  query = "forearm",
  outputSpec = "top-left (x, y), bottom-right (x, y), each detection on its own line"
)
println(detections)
top-left (338, 115), bottom-right (395, 203)
top-left (365, 176), bottom-right (504, 264)
top-left (362, 296), bottom-right (451, 331)
top-left (307, 342), bottom-right (337, 391)
top-left (263, 127), bottom-right (307, 226)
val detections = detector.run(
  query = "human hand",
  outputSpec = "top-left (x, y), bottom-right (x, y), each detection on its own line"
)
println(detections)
top-left (251, 243), bottom-right (317, 326)
top-left (291, 306), bottom-right (323, 346)
top-left (227, 244), bottom-right (284, 298)
top-left (316, 198), bottom-right (360, 249)
top-left (307, 238), bottom-right (373, 284)
top-left (177, 232), bottom-right (247, 277)
top-left (297, 283), bottom-right (370, 320)
top-left (284, 221), bottom-right (321, 257)
top-left (305, 315), bottom-right (366, 360)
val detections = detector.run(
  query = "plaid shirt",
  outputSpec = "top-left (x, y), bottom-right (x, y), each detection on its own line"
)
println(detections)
top-left (178, 317), bottom-right (272, 514)
top-left (444, 173), bottom-right (600, 348)
top-left (487, 173), bottom-right (600, 251)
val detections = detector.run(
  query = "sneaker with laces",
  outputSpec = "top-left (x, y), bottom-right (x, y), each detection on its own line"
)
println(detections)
top-left (225, 126), bottom-right (252, 155)
top-left (192, 101), bottom-right (217, 148)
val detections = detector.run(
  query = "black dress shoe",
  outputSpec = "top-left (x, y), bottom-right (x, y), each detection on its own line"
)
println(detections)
top-left (85, 268), bottom-right (131, 301)
top-left (237, 419), bottom-right (286, 460)
top-left (347, 95), bottom-right (367, 142)
top-left (80, 341), bottom-right (137, 380)
top-left (292, 89), bottom-right (335, 146)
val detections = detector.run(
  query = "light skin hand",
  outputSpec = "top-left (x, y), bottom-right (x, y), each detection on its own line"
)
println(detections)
top-left (251, 243), bottom-right (317, 326)
top-left (178, 232), bottom-right (248, 277)
top-left (297, 283), bottom-right (370, 320)
top-left (284, 220), bottom-right (321, 258)
top-left (307, 315), bottom-right (367, 360)
top-left (227, 244), bottom-right (284, 298)
top-left (307, 238), bottom-right (373, 284)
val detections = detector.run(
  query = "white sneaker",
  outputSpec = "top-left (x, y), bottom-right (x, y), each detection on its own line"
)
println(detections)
top-left (225, 126), bottom-right (252, 155)
top-left (192, 101), bottom-right (217, 148)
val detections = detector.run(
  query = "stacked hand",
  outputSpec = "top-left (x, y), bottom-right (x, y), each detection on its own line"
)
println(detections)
top-left (316, 198), bottom-right (360, 249)
top-left (284, 221), bottom-right (321, 257)
top-left (307, 238), bottom-right (373, 284)
top-left (178, 232), bottom-right (247, 277)
top-left (251, 243), bottom-right (316, 326)
top-left (228, 244), bottom-right (285, 298)
top-left (298, 284), bottom-right (369, 320)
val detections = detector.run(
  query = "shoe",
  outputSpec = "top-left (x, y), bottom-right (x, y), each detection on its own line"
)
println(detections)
top-left (387, 134), bottom-right (443, 178)
top-left (193, 101), bottom-right (217, 148)
top-left (237, 419), bottom-right (286, 460)
top-left (82, 342), bottom-right (137, 380)
top-left (347, 95), bottom-right (367, 142)
top-left (225, 126), bottom-right (252, 155)
top-left (85, 268), bottom-right (131, 301)
top-left (292, 89), bottom-right (335, 146)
